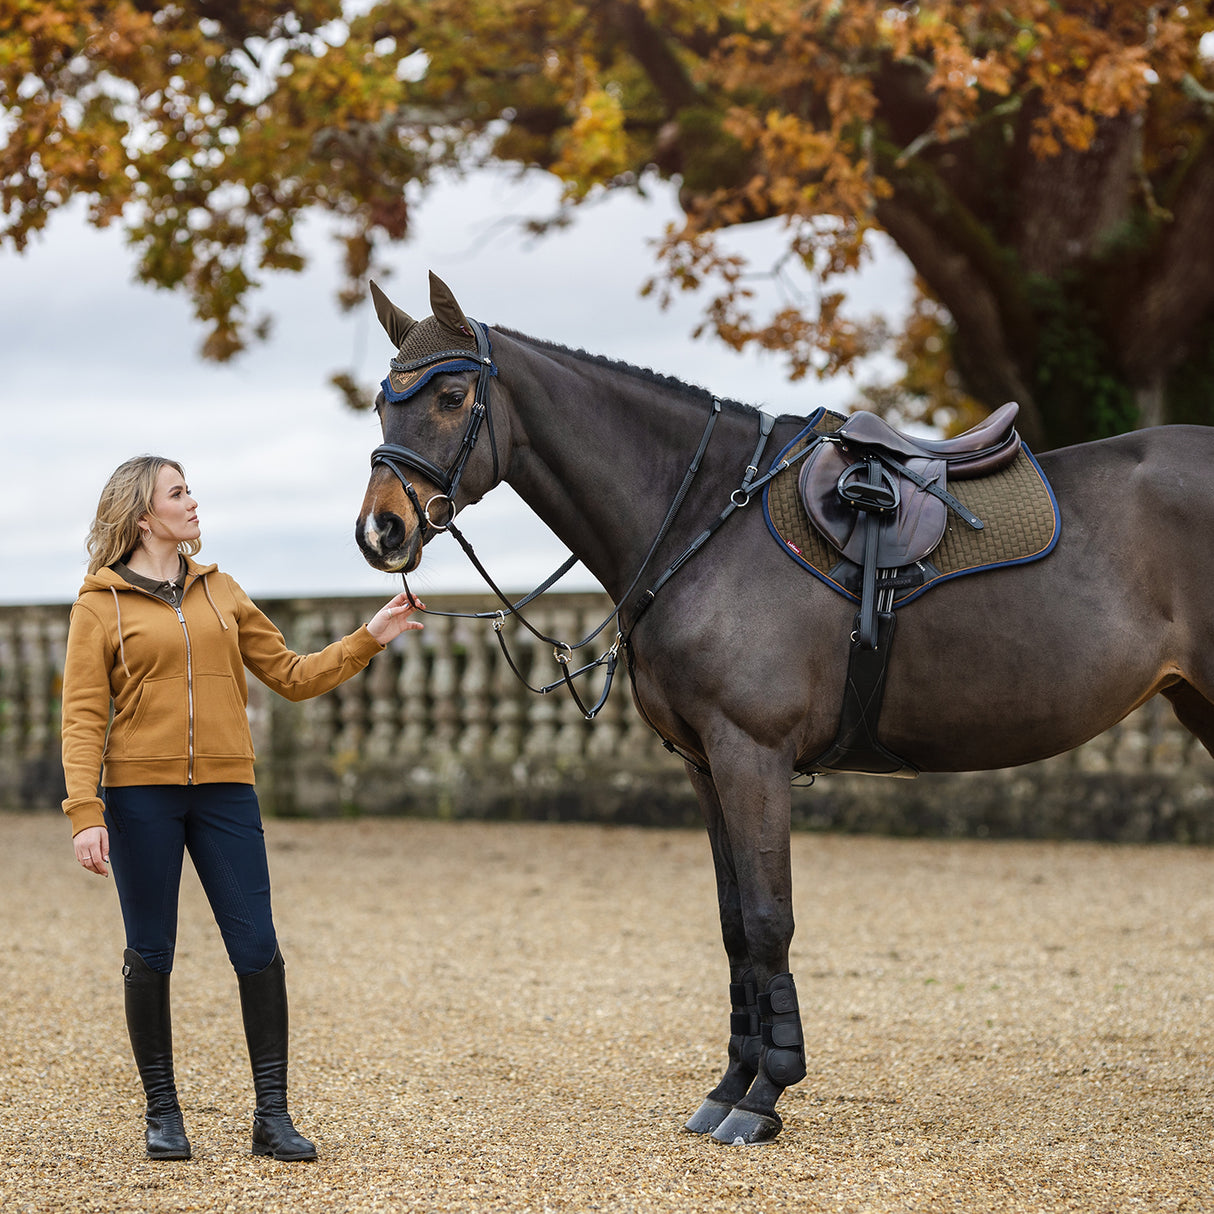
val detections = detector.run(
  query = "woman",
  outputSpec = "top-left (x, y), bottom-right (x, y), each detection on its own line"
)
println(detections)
top-left (61, 454), bottom-right (422, 1163)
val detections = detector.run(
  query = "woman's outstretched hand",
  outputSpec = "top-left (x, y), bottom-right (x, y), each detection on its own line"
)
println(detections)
top-left (366, 591), bottom-right (426, 645)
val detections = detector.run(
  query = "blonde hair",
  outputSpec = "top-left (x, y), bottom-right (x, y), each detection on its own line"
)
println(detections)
top-left (85, 455), bottom-right (203, 574)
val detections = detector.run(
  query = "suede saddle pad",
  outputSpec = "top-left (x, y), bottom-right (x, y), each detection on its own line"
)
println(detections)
top-left (763, 409), bottom-right (1061, 607)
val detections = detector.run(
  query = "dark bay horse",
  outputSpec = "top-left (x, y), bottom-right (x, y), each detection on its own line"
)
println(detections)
top-left (354, 273), bottom-right (1214, 1145)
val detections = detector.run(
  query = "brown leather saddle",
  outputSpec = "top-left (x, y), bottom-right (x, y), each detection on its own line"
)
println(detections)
top-left (799, 402), bottom-right (1021, 581)
top-left (796, 403), bottom-right (1022, 778)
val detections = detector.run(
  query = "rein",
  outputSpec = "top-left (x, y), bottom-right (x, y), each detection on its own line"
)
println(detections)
top-left (370, 324), bottom-right (819, 721)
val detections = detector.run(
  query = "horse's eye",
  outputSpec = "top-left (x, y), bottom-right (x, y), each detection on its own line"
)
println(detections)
top-left (439, 389), bottom-right (467, 411)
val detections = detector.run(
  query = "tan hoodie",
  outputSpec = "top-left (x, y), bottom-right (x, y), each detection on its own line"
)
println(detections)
top-left (61, 559), bottom-right (385, 836)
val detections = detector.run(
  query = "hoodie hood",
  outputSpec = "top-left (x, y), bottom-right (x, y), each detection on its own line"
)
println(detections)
top-left (76, 556), bottom-right (219, 598)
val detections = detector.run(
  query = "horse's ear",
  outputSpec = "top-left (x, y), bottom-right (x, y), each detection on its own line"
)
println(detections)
top-left (369, 280), bottom-right (416, 348)
top-left (429, 271), bottom-right (475, 338)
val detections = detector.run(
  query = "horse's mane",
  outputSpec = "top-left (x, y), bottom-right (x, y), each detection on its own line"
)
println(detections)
top-left (496, 326), bottom-right (765, 422)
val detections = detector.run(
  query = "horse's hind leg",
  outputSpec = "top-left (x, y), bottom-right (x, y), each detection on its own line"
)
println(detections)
top-left (682, 762), bottom-right (763, 1136)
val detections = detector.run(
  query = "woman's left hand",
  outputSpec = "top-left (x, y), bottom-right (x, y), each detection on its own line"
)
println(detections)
top-left (74, 825), bottom-right (110, 877)
top-left (366, 592), bottom-right (426, 645)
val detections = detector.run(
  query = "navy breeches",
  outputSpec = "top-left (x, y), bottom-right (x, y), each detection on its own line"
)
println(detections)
top-left (103, 784), bottom-right (278, 976)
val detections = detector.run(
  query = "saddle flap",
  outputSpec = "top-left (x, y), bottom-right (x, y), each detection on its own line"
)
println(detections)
top-left (799, 443), bottom-right (948, 568)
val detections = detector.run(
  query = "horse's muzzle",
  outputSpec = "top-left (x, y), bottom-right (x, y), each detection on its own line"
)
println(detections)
top-left (355, 510), bottom-right (423, 573)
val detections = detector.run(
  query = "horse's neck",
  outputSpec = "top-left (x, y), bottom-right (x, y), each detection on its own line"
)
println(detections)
top-left (497, 340), bottom-right (745, 598)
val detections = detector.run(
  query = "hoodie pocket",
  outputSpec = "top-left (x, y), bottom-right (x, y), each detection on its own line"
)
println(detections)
top-left (192, 673), bottom-right (255, 760)
top-left (113, 676), bottom-right (188, 760)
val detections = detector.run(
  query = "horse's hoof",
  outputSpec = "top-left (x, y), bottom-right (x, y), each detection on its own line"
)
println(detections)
top-left (710, 1107), bottom-right (782, 1145)
top-left (683, 1098), bottom-right (734, 1135)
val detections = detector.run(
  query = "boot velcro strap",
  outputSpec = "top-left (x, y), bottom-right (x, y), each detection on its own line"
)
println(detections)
top-left (729, 981), bottom-right (757, 1007)
top-left (758, 986), bottom-right (799, 1017)
top-left (730, 1011), bottom-right (759, 1036)
top-left (762, 1022), bottom-right (803, 1049)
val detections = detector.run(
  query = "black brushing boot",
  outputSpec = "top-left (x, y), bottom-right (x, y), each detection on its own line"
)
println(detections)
top-left (122, 949), bottom-right (191, 1160)
top-left (684, 971), bottom-right (765, 1134)
top-left (237, 948), bottom-right (317, 1162)
top-left (757, 971), bottom-right (808, 1088)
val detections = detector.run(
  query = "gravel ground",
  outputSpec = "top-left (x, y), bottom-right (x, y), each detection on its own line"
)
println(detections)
top-left (2, 810), bottom-right (1213, 1213)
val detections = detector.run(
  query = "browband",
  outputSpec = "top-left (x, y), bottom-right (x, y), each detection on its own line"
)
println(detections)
top-left (381, 354), bottom-right (488, 404)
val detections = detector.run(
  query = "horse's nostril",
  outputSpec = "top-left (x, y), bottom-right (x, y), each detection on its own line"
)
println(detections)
top-left (359, 512), bottom-right (409, 555)
top-left (378, 513), bottom-right (406, 550)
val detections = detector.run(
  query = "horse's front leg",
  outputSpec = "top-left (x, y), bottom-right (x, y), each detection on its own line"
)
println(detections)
top-left (682, 761), bottom-right (763, 1136)
top-left (686, 739), bottom-right (807, 1145)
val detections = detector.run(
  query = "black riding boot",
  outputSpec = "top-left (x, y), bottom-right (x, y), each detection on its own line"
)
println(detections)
top-left (237, 948), bottom-right (317, 1162)
top-left (122, 949), bottom-right (191, 1161)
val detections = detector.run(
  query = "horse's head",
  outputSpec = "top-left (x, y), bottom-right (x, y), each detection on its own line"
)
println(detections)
top-left (355, 272), bottom-right (502, 574)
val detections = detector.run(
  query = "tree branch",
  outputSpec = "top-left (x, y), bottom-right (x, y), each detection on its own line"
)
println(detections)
top-left (601, 0), bottom-right (702, 116)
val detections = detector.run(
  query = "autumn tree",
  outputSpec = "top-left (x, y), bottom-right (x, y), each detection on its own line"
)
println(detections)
top-left (4, 1), bottom-right (1213, 447)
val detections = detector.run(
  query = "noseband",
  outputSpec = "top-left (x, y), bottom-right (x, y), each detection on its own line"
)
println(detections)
top-left (370, 318), bottom-right (499, 539)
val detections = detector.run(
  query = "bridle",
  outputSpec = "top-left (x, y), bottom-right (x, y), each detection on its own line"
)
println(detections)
top-left (366, 318), bottom-right (613, 711)
top-left (367, 315), bottom-right (624, 715)
top-left (369, 317), bottom-right (499, 542)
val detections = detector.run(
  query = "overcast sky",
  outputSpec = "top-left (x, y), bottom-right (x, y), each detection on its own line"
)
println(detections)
top-left (1, 170), bottom-right (912, 606)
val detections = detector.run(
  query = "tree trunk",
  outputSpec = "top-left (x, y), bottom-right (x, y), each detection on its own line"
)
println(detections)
top-left (1135, 375), bottom-right (1167, 431)
top-left (875, 197), bottom-right (1046, 449)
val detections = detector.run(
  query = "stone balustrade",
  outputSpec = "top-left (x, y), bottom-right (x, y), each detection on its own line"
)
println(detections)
top-left (3, 596), bottom-right (1212, 841)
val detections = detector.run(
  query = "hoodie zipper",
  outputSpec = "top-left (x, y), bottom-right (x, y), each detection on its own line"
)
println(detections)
top-left (171, 596), bottom-right (196, 784)
top-left (125, 581), bottom-right (196, 784)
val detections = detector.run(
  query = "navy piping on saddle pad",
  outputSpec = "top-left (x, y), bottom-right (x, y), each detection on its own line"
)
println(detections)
top-left (761, 416), bottom-right (1062, 606)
